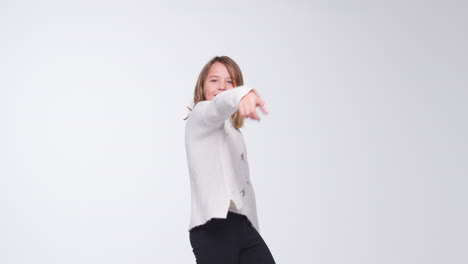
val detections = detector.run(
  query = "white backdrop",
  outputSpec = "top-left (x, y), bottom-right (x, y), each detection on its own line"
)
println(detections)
top-left (1, 0), bottom-right (467, 263)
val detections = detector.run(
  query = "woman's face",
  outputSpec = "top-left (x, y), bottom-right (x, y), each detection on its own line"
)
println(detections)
top-left (204, 62), bottom-right (235, 101)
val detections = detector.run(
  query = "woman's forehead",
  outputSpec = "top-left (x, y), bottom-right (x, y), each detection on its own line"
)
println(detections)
top-left (208, 63), bottom-right (231, 76)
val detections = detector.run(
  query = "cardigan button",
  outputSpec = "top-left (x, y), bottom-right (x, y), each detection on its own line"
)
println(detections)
top-left (240, 153), bottom-right (244, 160)
top-left (240, 189), bottom-right (246, 196)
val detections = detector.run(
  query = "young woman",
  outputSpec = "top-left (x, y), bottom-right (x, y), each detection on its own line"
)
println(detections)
top-left (184, 56), bottom-right (276, 263)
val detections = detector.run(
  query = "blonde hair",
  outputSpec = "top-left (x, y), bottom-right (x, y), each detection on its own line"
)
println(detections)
top-left (183, 56), bottom-right (245, 129)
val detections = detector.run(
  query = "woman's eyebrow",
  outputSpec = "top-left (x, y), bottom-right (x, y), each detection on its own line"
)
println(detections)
top-left (208, 75), bottom-right (232, 79)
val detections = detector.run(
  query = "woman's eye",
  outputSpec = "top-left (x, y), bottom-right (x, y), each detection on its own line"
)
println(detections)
top-left (228, 81), bottom-right (233, 84)
top-left (211, 80), bottom-right (217, 82)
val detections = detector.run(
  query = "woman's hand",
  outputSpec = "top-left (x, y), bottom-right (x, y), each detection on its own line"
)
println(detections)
top-left (239, 89), bottom-right (268, 121)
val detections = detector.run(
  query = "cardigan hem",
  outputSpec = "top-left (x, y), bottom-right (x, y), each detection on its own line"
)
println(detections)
top-left (188, 199), bottom-right (237, 232)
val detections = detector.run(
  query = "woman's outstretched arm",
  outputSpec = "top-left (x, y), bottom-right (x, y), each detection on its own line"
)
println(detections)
top-left (193, 86), bottom-right (268, 129)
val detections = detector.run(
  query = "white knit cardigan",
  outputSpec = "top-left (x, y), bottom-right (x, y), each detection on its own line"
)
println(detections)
top-left (185, 85), bottom-right (260, 233)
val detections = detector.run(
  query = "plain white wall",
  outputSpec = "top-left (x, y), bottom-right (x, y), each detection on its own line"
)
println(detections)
top-left (1, 0), bottom-right (467, 263)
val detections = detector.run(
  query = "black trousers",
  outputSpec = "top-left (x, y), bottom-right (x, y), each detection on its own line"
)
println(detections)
top-left (189, 211), bottom-right (276, 264)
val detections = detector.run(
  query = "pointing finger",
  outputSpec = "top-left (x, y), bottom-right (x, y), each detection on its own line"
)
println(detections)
top-left (258, 99), bottom-right (268, 115)
top-left (259, 104), bottom-right (268, 115)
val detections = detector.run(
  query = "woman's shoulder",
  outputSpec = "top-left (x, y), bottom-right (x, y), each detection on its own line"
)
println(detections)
top-left (187, 101), bottom-right (208, 118)
top-left (194, 100), bottom-right (210, 108)
top-left (185, 101), bottom-right (209, 126)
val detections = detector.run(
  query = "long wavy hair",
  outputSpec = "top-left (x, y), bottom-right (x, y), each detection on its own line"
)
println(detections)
top-left (183, 56), bottom-right (245, 129)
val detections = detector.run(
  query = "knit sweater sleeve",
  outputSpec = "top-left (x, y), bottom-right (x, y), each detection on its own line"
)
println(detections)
top-left (193, 85), bottom-right (253, 128)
